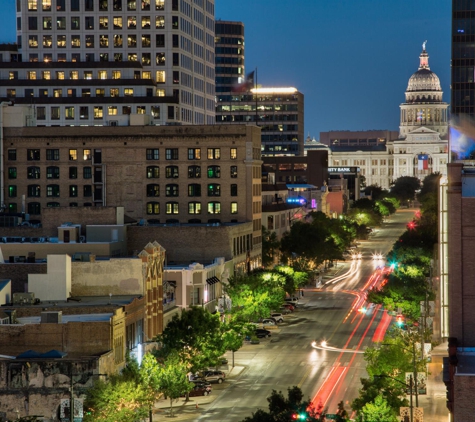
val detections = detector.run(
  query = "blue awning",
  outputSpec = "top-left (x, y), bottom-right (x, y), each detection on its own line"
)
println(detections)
top-left (286, 184), bottom-right (317, 189)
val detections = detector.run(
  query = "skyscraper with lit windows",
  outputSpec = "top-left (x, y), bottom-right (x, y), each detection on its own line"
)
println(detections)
top-left (0, 0), bottom-right (215, 126)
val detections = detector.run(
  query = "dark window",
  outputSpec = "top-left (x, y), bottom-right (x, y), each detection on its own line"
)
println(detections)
top-left (166, 148), bottom-right (178, 160)
top-left (28, 17), bottom-right (38, 30)
top-left (173, 70), bottom-right (179, 84)
top-left (8, 185), bottom-right (17, 198)
top-left (168, 106), bottom-right (175, 119)
top-left (146, 148), bottom-right (159, 160)
top-left (85, 17), bottom-right (94, 30)
top-left (146, 166), bottom-right (159, 178)
top-left (70, 202), bottom-right (78, 207)
top-left (172, 0), bottom-right (178, 11)
top-left (172, 34), bottom-right (179, 48)
top-left (57, 0), bottom-right (66, 11)
top-left (156, 34), bottom-right (165, 47)
top-left (47, 184), bottom-right (60, 197)
top-left (27, 185), bottom-right (41, 197)
top-left (8, 150), bottom-right (16, 161)
top-left (146, 184), bottom-right (160, 197)
top-left (27, 166), bottom-right (40, 179)
top-left (8, 203), bottom-right (18, 213)
top-left (47, 202), bottom-right (60, 208)
top-left (188, 165), bottom-right (201, 178)
top-left (71, 0), bottom-right (80, 11)
top-left (46, 149), bottom-right (60, 160)
top-left (28, 202), bottom-right (41, 215)
top-left (27, 149), bottom-right (40, 161)
top-left (166, 184), bottom-right (179, 197)
top-left (165, 166), bottom-right (179, 178)
top-left (85, 0), bottom-right (94, 10)
top-left (172, 16), bottom-right (178, 29)
top-left (84, 185), bottom-right (93, 197)
top-left (47, 166), bottom-right (60, 179)
top-left (147, 202), bottom-right (160, 214)
top-left (231, 184), bottom-right (238, 196)
top-left (230, 166), bottom-right (238, 178)
top-left (69, 167), bottom-right (78, 179)
top-left (188, 184), bottom-right (201, 197)
top-left (208, 184), bottom-right (221, 197)
top-left (83, 167), bottom-right (92, 179)
top-left (8, 167), bottom-right (17, 179)
top-left (113, 0), bottom-right (122, 10)
top-left (188, 148), bottom-right (201, 160)
top-left (69, 185), bottom-right (78, 197)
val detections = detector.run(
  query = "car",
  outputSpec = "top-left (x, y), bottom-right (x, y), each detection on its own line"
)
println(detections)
top-left (282, 303), bottom-right (295, 311)
top-left (262, 318), bottom-right (276, 325)
top-left (270, 313), bottom-right (284, 323)
top-left (187, 385), bottom-right (212, 397)
top-left (284, 297), bottom-right (299, 305)
top-left (372, 252), bottom-right (384, 260)
top-left (202, 370), bottom-right (226, 384)
top-left (279, 306), bottom-right (292, 315)
top-left (190, 379), bottom-right (212, 389)
top-left (218, 356), bottom-right (228, 365)
top-left (255, 328), bottom-right (271, 338)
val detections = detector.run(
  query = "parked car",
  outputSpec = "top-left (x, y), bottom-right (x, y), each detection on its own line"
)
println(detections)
top-left (279, 306), bottom-right (292, 315)
top-left (282, 303), bottom-right (295, 311)
top-left (218, 356), bottom-right (228, 365)
top-left (255, 328), bottom-right (271, 338)
top-left (202, 370), bottom-right (226, 384)
top-left (187, 384), bottom-right (212, 397)
top-left (284, 297), bottom-right (299, 306)
top-left (190, 379), bottom-right (212, 389)
top-left (270, 313), bottom-right (284, 323)
top-left (262, 318), bottom-right (276, 325)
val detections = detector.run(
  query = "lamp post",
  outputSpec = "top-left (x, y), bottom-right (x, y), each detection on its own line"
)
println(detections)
top-left (374, 374), bottom-right (414, 422)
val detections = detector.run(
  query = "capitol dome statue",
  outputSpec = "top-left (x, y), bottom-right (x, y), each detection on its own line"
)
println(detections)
top-left (399, 41), bottom-right (448, 138)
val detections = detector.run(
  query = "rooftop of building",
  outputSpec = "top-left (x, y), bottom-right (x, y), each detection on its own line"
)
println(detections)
top-left (330, 145), bottom-right (388, 152)
top-left (3, 295), bottom-right (142, 309)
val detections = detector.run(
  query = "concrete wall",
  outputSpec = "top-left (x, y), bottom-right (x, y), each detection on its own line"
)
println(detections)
top-left (71, 258), bottom-right (144, 296)
top-left (0, 280), bottom-right (11, 306)
top-left (29, 255), bottom-right (71, 301)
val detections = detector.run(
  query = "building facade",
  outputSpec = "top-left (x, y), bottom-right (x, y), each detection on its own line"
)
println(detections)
top-left (3, 0), bottom-right (216, 126)
top-left (327, 46), bottom-right (448, 190)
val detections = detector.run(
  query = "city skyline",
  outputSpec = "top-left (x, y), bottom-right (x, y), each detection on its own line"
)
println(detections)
top-left (0, 0), bottom-right (451, 139)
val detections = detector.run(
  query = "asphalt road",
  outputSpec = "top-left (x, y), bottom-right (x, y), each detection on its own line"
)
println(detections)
top-left (196, 209), bottom-right (419, 422)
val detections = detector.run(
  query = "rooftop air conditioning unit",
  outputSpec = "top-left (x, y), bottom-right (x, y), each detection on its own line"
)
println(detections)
top-left (41, 311), bottom-right (62, 324)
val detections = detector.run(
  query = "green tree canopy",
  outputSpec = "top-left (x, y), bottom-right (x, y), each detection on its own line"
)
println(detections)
top-left (262, 226), bottom-right (281, 268)
top-left (390, 176), bottom-right (421, 203)
top-left (357, 394), bottom-right (399, 422)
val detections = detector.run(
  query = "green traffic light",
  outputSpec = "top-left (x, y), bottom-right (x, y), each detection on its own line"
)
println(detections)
top-left (298, 414), bottom-right (307, 420)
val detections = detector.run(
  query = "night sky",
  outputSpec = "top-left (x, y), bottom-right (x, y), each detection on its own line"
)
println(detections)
top-left (0, 0), bottom-right (451, 138)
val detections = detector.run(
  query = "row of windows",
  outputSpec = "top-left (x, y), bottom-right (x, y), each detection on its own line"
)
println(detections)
top-left (8, 184), bottom-right (91, 197)
top-left (8, 149), bottom-right (92, 161)
top-left (24, 0), bottom-right (173, 13)
top-left (146, 165), bottom-right (237, 179)
top-left (26, 15), bottom-right (171, 31)
top-left (34, 105), bottom-right (161, 120)
top-left (146, 201), bottom-right (237, 215)
top-left (145, 183), bottom-right (238, 197)
top-left (146, 148), bottom-right (237, 160)
top-left (9, 166), bottom-right (92, 179)
top-left (8, 69), bottom-right (164, 82)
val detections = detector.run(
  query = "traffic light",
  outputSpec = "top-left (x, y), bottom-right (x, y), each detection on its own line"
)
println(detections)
top-left (291, 413), bottom-right (307, 420)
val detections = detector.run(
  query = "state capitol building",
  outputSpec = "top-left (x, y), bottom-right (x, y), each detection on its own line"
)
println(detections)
top-left (319, 44), bottom-right (449, 190)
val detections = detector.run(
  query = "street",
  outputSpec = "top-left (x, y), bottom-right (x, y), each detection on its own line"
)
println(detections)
top-left (156, 209), bottom-right (448, 422)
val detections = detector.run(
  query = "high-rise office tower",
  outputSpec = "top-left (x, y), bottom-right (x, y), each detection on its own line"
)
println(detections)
top-left (215, 21), bottom-right (304, 157)
top-left (0, 0), bottom-right (216, 126)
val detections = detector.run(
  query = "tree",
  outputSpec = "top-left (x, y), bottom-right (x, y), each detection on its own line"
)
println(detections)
top-left (157, 352), bottom-right (194, 416)
top-left (155, 306), bottom-right (225, 373)
top-left (240, 386), bottom-right (321, 422)
top-left (357, 394), bottom-right (398, 422)
top-left (364, 184), bottom-right (387, 200)
top-left (262, 226), bottom-right (281, 268)
top-left (390, 176), bottom-right (421, 203)
top-left (83, 375), bottom-right (151, 422)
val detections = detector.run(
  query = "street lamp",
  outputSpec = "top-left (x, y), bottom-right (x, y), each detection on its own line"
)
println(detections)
top-left (374, 374), bottom-right (414, 422)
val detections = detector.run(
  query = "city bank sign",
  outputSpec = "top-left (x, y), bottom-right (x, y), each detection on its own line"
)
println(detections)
top-left (328, 167), bottom-right (358, 174)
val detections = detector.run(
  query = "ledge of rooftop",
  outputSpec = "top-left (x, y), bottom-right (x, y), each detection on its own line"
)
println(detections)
top-left (1, 295), bottom-right (143, 309)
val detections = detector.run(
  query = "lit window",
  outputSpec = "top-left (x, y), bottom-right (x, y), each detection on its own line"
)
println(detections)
top-left (65, 107), bottom-right (75, 120)
top-left (69, 149), bottom-right (78, 161)
top-left (156, 52), bottom-right (165, 66)
top-left (114, 34), bottom-right (123, 48)
top-left (207, 202), bottom-right (221, 214)
top-left (147, 202), bottom-right (160, 215)
top-left (69, 185), bottom-right (78, 197)
top-left (207, 184), bottom-right (220, 197)
top-left (188, 202), bottom-right (201, 214)
top-left (70, 71), bottom-right (79, 80)
top-left (110, 88), bottom-right (119, 97)
top-left (207, 166), bottom-right (220, 178)
top-left (155, 15), bottom-right (165, 28)
top-left (47, 166), bottom-right (60, 179)
top-left (99, 16), bottom-right (108, 29)
top-left (96, 88), bottom-right (105, 97)
top-left (124, 88), bottom-right (134, 96)
top-left (207, 148), bottom-right (220, 160)
top-left (230, 148), bottom-right (237, 159)
top-left (112, 70), bottom-right (121, 79)
top-left (166, 184), bottom-right (179, 197)
top-left (231, 202), bottom-right (238, 214)
top-left (188, 165), bottom-right (201, 178)
top-left (166, 149), bottom-right (178, 160)
top-left (46, 184), bottom-right (60, 197)
top-left (156, 0), bottom-right (164, 10)
top-left (108, 106), bottom-right (118, 116)
top-left (99, 35), bottom-right (109, 48)
top-left (128, 16), bottom-right (136, 29)
top-left (27, 71), bottom-right (37, 80)
top-left (188, 148), bottom-right (201, 160)
top-left (146, 184), bottom-right (160, 197)
top-left (146, 166), bottom-right (159, 178)
top-left (42, 71), bottom-right (51, 80)
top-left (94, 107), bottom-right (103, 119)
top-left (8, 185), bottom-right (17, 198)
top-left (230, 166), bottom-right (238, 178)
top-left (27, 166), bottom-right (41, 179)
top-left (166, 202), bottom-right (179, 214)
top-left (43, 35), bottom-right (53, 48)
top-left (142, 16), bottom-right (151, 29)
top-left (156, 70), bottom-right (166, 83)
top-left (113, 17), bottom-right (123, 29)
top-left (166, 166), bottom-right (179, 178)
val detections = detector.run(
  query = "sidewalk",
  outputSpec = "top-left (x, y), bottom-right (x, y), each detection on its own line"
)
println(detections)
top-left (151, 365), bottom-right (246, 421)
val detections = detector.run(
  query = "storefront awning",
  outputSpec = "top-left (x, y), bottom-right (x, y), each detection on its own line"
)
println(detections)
top-left (206, 276), bottom-right (220, 285)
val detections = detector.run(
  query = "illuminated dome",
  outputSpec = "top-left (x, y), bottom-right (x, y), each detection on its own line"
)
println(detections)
top-left (405, 43), bottom-right (442, 103)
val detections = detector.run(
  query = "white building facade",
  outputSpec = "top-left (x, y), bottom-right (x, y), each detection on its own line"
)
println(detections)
top-left (1, 0), bottom-right (216, 127)
top-left (329, 45), bottom-right (449, 189)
